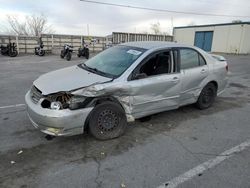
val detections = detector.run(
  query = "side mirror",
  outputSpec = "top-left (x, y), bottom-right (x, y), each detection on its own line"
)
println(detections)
top-left (133, 73), bottom-right (147, 80)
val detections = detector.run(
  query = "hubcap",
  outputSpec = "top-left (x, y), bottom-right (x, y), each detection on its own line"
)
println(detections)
top-left (98, 109), bottom-right (119, 132)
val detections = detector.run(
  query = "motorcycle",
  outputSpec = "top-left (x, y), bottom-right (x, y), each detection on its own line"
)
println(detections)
top-left (60, 44), bottom-right (73, 61)
top-left (35, 38), bottom-right (45, 56)
top-left (0, 42), bottom-right (18, 57)
top-left (77, 39), bottom-right (90, 59)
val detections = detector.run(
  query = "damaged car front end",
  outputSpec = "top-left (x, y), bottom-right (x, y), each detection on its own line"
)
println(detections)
top-left (25, 45), bottom-right (146, 138)
top-left (25, 85), bottom-right (94, 136)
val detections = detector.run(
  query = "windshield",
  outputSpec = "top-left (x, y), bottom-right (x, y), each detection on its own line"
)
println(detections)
top-left (79, 45), bottom-right (146, 78)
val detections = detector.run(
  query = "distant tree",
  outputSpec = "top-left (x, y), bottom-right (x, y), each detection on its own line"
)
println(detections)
top-left (150, 22), bottom-right (161, 34)
top-left (6, 14), bottom-right (54, 36)
top-left (232, 20), bottom-right (242, 23)
top-left (162, 31), bottom-right (169, 35)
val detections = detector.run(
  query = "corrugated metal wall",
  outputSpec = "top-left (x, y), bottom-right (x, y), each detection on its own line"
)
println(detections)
top-left (173, 24), bottom-right (250, 54)
top-left (112, 32), bottom-right (173, 44)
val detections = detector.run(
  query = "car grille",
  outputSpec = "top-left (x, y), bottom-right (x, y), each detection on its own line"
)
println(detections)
top-left (30, 86), bottom-right (43, 104)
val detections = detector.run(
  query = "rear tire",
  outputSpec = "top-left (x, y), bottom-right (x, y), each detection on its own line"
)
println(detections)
top-left (77, 48), bottom-right (82, 57)
top-left (35, 48), bottom-right (38, 55)
top-left (88, 101), bottom-right (127, 140)
top-left (60, 50), bottom-right (64, 58)
top-left (38, 50), bottom-right (45, 56)
top-left (196, 83), bottom-right (217, 109)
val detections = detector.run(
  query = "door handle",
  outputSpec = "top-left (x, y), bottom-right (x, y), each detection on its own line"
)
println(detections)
top-left (171, 77), bottom-right (179, 83)
top-left (201, 69), bottom-right (206, 73)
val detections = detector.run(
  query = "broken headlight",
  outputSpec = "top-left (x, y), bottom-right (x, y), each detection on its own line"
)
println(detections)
top-left (69, 96), bottom-right (88, 110)
top-left (50, 101), bottom-right (62, 110)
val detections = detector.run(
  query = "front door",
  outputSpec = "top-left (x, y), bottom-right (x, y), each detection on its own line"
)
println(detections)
top-left (126, 50), bottom-right (181, 118)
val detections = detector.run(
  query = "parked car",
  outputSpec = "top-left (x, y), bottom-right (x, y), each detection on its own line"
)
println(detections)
top-left (25, 41), bottom-right (228, 140)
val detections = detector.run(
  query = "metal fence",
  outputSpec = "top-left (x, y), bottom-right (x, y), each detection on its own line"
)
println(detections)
top-left (112, 32), bottom-right (173, 44)
top-left (0, 34), bottom-right (107, 54)
top-left (0, 32), bottom-right (174, 54)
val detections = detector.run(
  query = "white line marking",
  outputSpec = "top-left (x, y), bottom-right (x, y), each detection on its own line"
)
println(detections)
top-left (0, 104), bottom-right (25, 109)
top-left (157, 139), bottom-right (250, 188)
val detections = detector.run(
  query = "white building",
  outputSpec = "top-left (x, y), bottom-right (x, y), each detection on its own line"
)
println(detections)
top-left (173, 22), bottom-right (250, 54)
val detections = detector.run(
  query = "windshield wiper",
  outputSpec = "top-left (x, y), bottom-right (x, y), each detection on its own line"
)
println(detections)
top-left (79, 63), bottom-right (115, 79)
top-left (82, 63), bottom-right (101, 74)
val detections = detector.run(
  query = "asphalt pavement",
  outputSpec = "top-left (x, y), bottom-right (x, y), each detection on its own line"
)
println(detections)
top-left (0, 53), bottom-right (250, 188)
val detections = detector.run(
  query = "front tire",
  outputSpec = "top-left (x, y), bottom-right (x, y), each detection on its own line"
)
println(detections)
top-left (66, 52), bottom-right (71, 61)
top-left (88, 101), bottom-right (127, 140)
top-left (9, 50), bottom-right (18, 57)
top-left (85, 49), bottom-right (89, 59)
top-left (196, 83), bottom-right (217, 109)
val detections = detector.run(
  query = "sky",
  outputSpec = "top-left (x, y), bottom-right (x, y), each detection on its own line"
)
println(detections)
top-left (0, 0), bottom-right (249, 36)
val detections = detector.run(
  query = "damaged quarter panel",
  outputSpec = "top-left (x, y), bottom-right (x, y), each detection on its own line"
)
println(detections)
top-left (71, 81), bottom-right (135, 121)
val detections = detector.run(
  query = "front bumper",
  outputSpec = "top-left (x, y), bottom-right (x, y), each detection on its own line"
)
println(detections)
top-left (25, 90), bottom-right (93, 136)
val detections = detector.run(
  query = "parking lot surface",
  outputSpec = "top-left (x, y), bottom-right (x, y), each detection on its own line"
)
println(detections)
top-left (0, 53), bottom-right (250, 188)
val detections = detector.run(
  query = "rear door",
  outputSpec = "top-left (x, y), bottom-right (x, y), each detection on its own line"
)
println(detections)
top-left (178, 48), bottom-right (209, 105)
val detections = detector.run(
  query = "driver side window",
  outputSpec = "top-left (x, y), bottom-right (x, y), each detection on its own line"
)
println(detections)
top-left (134, 50), bottom-right (173, 79)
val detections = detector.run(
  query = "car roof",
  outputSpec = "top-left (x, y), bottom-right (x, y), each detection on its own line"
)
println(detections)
top-left (119, 41), bottom-right (193, 50)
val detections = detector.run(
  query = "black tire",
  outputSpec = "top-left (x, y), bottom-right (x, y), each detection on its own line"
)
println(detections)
top-left (88, 101), bottom-right (127, 140)
top-left (77, 48), bottom-right (82, 57)
top-left (9, 50), bottom-right (18, 57)
top-left (85, 49), bottom-right (89, 59)
top-left (38, 50), bottom-right (45, 56)
top-left (196, 83), bottom-right (217, 109)
top-left (60, 50), bottom-right (64, 58)
top-left (66, 52), bottom-right (71, 61)
top-left (1, 48), bottom-right (8, 55)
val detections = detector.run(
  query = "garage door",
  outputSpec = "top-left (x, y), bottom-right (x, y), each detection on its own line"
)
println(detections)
top-left (194, 31), bottom-right (213, 52)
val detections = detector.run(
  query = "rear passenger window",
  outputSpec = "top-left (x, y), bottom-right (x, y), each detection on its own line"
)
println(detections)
top-left (199, 55), bottom-right (206, 66)
top-left (180, 49), bottom-right (206, 69)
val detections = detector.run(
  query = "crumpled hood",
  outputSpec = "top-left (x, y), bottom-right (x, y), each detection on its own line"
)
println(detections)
top-left (33, 65), bottom-right (112, 95)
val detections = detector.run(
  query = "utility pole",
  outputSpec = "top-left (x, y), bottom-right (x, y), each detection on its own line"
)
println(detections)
top-left (171, 17), bottom-right (174, 35)
top-left (87, 24), bottom-right (90, 36)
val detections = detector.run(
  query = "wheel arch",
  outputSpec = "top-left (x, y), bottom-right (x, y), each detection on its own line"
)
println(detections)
top-left (84, 96), bottom-right (127, 131)
top-left (208, 80), bottom-right (218, 92)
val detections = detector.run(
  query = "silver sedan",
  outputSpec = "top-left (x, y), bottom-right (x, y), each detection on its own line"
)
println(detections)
top-left (25, 41), bottom-right (228, 140)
